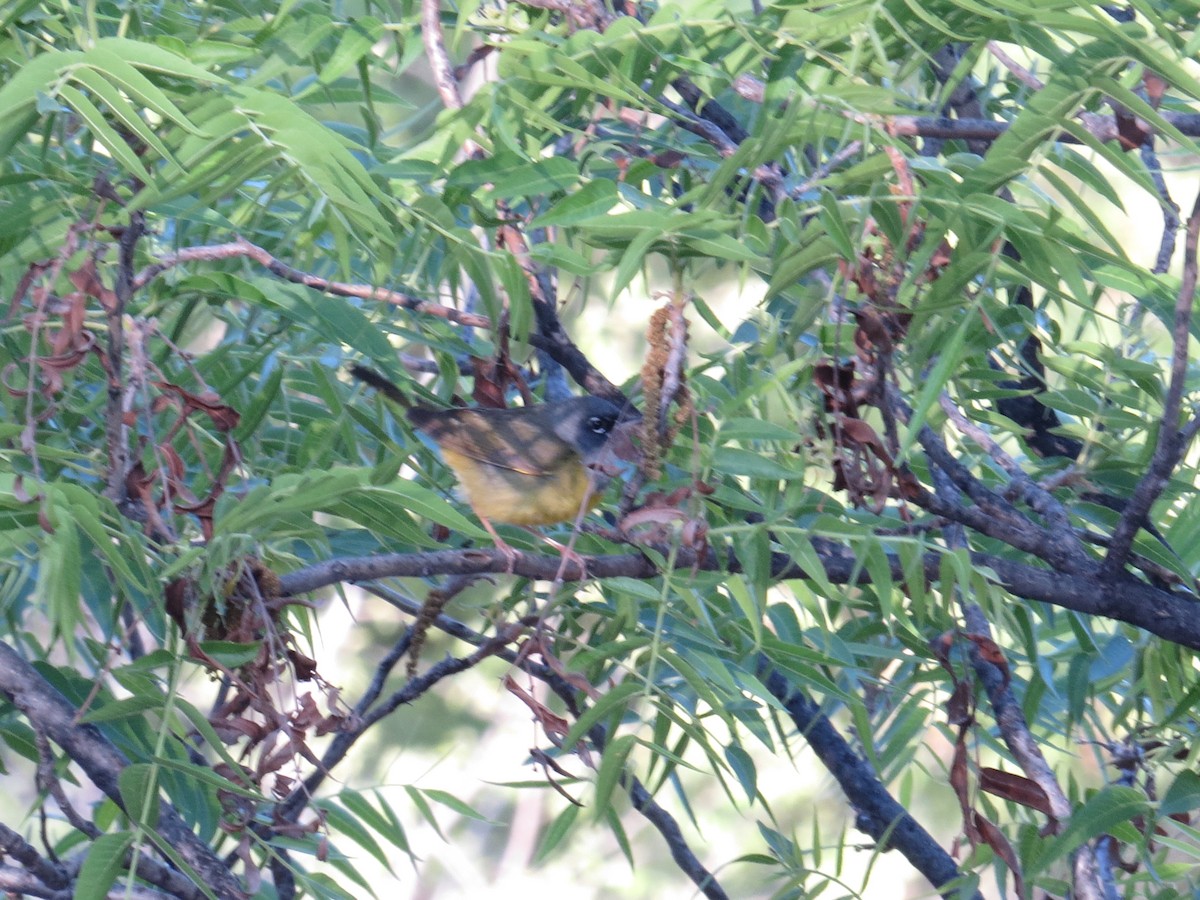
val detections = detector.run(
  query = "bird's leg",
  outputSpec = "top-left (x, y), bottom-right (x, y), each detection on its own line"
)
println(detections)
top-left (549, 476), bottom-right (600, 583)
top-left (531, 480), bottom-right (603, 643)
top-left (478, 515), bottom-right (520, 574)
top-left (526, 531), bottom-right (588, 582)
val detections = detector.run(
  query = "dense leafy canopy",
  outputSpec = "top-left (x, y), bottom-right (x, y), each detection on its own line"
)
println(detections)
top-left (2, 1), bottom-right (1200, 898)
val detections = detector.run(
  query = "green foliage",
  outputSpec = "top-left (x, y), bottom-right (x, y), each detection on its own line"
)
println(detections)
top-left (1, 0), bottom-right (1199, 898)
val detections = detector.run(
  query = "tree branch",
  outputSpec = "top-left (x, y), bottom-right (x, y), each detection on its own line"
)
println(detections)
top-left (275, 533), bottom-right (1200, 649)
top-left (758, 662), bottom-right (981, 900)
top-left (420, 0), bottom-right (464, 112)
top-left (277, 583), bottom-right (731, 898)
top-left (0, 642), bottom-right (242, 900)
top-left (959, 604), bottom-right (1103, 899)
top-left (495, 223), bottom-right (627, 401)
top-left (133, 238), bottom-right (490, 330)
top-left (870, 111), bottom-right (1200, 144)
top-left (937, 393), bottom-right (1088, 561)
top-left (102, 212), bottom-right (143, 505)
top-left (1140, 139), bottom-right (1181, 276)
top-left (0, 823), bottom-right (68, 892)
top-left (1102, 188), bottom-right (1200, 575)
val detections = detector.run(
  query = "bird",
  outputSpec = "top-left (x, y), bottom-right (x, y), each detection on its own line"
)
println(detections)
top-left (349, 364), bottom-right (633, 573)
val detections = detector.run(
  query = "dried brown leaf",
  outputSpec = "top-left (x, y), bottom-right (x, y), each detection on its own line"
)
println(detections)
top-left (974, 812), bottom-right (1026, 900)
top-left (979, 767), bottom-right (1053, 816)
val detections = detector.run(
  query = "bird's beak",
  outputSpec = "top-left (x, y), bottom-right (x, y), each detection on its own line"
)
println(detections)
top-left (598, 416), bottom-right (644, 472)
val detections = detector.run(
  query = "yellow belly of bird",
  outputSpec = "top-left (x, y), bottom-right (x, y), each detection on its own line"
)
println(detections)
top-left (439, 449), bottom-right (602, 526)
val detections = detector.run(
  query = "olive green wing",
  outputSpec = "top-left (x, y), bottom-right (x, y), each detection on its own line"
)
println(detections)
top-left (409, 407), bottom-right (578, 477)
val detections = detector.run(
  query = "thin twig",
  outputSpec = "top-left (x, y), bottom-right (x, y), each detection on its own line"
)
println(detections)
top-left (278, 619), bottom-right (522, 821)
top-left (960, 604), bottom-right (1103, 900)
top-left (986, 42), bottom-right (1045, 90)
top-left (789, 141), bottom-right (863, 198)
top-left (1140, 140), bottom-right (1180, 276)
top-left (495, 224), bottom-right (626, 401)
top-left (280, 583), bottom-right (732, 898)
top-left (134, 238), bottom-right (490, 330)
top-left (895, 386), bottom-right (1089, 570)
top-left (421, 0), bottom-right (463, 112)
top-left (1102, 188), bottom-right (1200, 575)
top-left (653, 96), bottom-right (785, 197)
top-left (879, 111), bottom-right (1200, 144)
top-left (421, 0), bottom-right (487, 161)
top-left (938, 393), bottom-right (1090, 565)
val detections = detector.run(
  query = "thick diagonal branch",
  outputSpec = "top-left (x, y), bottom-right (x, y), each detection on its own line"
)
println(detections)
top-left (759, 662), bottom-right (980, 900)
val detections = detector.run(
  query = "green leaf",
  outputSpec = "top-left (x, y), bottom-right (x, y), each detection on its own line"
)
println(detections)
top-left (53, 485), bottom-right (151, 594)
top-left (711, 447), bottom-right (803, 480)
top-left (273, 290), bottom-right (399, 364)
top-left (173, 701), bottom-right (258, 791)
top-left (603, 805), bottom-right (635, 868)
top-left (214, 468), bottom-right (367, 534)
top-left (1161, 771), bottom-right (1200, 817)
top-left (321, 801), bottom-right (393, 870)
top-left (560, 681), bottom-right (643, 754)
top-left (1031, 787), bottom-right (1150, 873)
top-left (369, 482), bottom-right (489, 538)
top-left (119, 764), bottom-right (160, 828)
top-left (611, 227), bottom-right (658, 298)
top-left (818, 192), bottom-right (857, 259)
top-left (36, 508), bottom-right (82, 642)
top-left (97, 36), bottom-right (226, 84)
top-left (897, 310), bottom-right (973, 462)
top-left (718, 418), bottom-right (804, 443)
top-left (420, 789), bottom-right (491, 822)
top-left (227, 86), bottom-right (393, 231)
top-left (724, 744), bottom-right (757, 804)
top-left (316, 17), bottom-right (385, 86)
top-left (766, 234), bottom-right (840, 300)
top-left (194, 641), bottom-right (262, 668)
top-left (0, 49), bottom-right (82, 123)
top-left (682, 231), bottom-right (762, 262)
top-left (403, 785), bottom-right (444, 840)
top-left (450, 153), bottom-right (579, 199)
top-left (75, 832), bottom-right (134, 900)
top-left (68, 67), bottom-right (181, 169)
top-left (151, 756), bottom-right (262, 801)
top-left (530, 179), bottom-right (619, 227)
top-left (81, 695), bottom-right (164, 724)
top-left (593, 734), bottom-right (636, 818)
top-left (338, 790), bottom-right (415, 857)
top-left (533, 803), bottom-right (580, 863)
top-left (82, 44), bottom-right (206, 132)
top-left (57, 84), bottom-right (150, 177)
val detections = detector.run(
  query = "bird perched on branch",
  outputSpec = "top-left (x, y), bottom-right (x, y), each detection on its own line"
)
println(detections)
top-left (350, 364), bottom-right (636, 572)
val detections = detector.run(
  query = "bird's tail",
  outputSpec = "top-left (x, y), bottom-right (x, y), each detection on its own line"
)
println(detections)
top-left (349, 364), bottom-right (412, 408)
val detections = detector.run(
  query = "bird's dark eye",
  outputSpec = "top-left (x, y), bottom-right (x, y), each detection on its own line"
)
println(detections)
top-left (587, 415), bottom-right (612, 434)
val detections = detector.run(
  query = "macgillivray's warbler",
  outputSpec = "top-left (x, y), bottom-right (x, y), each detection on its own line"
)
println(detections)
top-left (350, 364), bottom-right (636, 570)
